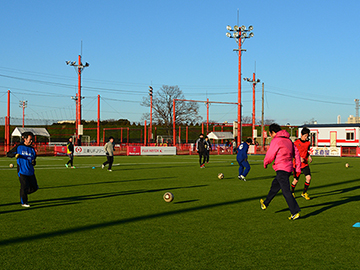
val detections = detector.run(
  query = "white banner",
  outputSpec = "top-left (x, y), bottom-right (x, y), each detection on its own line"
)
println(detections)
top-left (74, 146), bottom-right (106, 156)
top-left (309, 147), bottom-right (341, 157)
top-left (140, 146), bottom-right (176, 156)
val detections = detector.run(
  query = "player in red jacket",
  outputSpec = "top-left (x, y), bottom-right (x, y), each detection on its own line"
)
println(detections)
top-left (291, 127), bottom-right (312, 200)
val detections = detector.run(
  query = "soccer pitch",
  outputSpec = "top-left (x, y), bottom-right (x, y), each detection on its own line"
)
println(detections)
top-left (0, 155), bottom-right (359, 269)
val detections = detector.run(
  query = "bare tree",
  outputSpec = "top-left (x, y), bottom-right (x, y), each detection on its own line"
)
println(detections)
top-left (303, 118), bottom-right (317, 125)
top-left (141, 85), bottom-right (203, 135)
top-left (242, 116), bottom-right (252, 124)
top-left (264, 119), bottom-right (275, 125)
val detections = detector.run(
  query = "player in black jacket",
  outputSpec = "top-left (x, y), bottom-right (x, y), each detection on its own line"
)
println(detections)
top-left (195, 133), bottom-right (206, 168)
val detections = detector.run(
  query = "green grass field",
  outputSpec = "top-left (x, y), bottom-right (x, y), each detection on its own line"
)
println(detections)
top-left (0, 154), bottom-right (359, 269)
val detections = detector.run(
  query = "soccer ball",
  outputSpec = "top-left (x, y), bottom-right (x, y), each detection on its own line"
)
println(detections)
top-left (345, 163), bottom-right (349, 168)
top-left (163, 192), bottom-right (174, 203)
top-left (218, 173), bottom-right (224, 179)
top-left (9, 163), bottom-right (14, 168)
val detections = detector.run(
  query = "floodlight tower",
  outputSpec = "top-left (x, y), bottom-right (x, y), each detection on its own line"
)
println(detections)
top-left (19, 100), bottom-right (28, 128)
top-left (226, 24), bottom-right (254, 146)
top-left (66, 56), bottom-right (89, 141)
top-left (244, 74), bottom-right (260, 139)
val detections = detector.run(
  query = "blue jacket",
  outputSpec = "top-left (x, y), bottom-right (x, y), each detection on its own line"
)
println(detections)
top-left (237, 142), bottom-right (249, 161)
top-left (7, 143), bottom-right (36, 176)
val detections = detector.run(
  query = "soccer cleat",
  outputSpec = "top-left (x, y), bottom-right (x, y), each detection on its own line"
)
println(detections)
top-left (301, 192), bottom-right (310, 200)
top-left (108, 169), bottom-right (112, 172)
top-left (21, 204), bottom-right (30, 208)
top-left (71, 166), bottom-right (76, 169)
top-left (200, 164), bottom-right (205, 168)
top-left (239, 175), bottom-right (246, 181)
top-left (65, 164), bottom-right (68, 168)
top-left (102, 164), bottom-right (105, 169)
top-left (288, 213), bottom-right (300, 220)
top-left (292, 193), bottom-right (295, 198)
top-left (260, 199), bottom-right (267, 210)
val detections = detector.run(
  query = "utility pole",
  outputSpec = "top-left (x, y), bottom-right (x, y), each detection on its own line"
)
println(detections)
top-left (19, 100), bottom-right (28, 128)
top-left (355, 99), bottom-right (359, 123)
top-left (66, 56), bottom-right (89, 144)
top-left (244, 73), bottom-right (260, 140)
top-left (5, 90), bottom-right (10, 153)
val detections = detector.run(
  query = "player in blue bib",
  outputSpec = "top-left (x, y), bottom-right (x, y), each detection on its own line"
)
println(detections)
top-left (236, 138), bottom-right (252, 181)
top-left (7, 132), bottom-right (39, 207)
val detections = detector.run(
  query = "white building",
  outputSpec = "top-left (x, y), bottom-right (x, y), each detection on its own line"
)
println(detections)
top-left (299, 124), bottom-right (360, 147)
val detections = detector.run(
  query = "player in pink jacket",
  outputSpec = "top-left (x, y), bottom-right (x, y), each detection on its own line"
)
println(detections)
top-left (260, 123), bottom-right (302, 220)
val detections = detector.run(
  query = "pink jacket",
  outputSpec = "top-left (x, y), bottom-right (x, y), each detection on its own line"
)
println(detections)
top-left (264, 130), bottom-right (301, 173)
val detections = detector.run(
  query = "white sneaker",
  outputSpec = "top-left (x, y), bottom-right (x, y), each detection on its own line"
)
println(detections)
top-left (22, 204), bottom-right (30, 208)
top-left (108, 169), bottom-right (112, 172)
top-left (102, 164), bottom-right (105, 169)
top-left (239, 175), bottom-right (246, 181)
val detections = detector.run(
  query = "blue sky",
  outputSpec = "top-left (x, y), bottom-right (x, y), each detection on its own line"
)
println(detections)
top-left (0, 0), bottom-right (359, 126)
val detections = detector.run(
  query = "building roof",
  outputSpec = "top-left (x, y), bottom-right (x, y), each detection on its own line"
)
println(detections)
top-left (207, 132), bottom-right (234, 140)
top-left (299, 123), bottom-right (360, 128)
top-left (11, 127), bottom-right (51, 137)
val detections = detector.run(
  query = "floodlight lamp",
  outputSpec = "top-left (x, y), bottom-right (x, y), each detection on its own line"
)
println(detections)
top-left (226, 25), bottom-right (232, 31)
top-left (71, 61), bottom-right (76, 65)
top-left (248, 25), bottom-right (253, 31)
top-left (242, 32), bottom-right (247, 38)
top-left (226, 32), bottom-right (231, 38)
top-left (66, 61), bottom-right (71, 65)
top-left (85, 62), bottom-right (89, 67)
top-left (241, 25), bottom-right (246, 31)
top-left (234, 25), bottom-right (239, 31)
top-left (257, 79), bottom-right (260, 83)
top-left (233, 32), bottom-right (239, 38)
top-left (249, 32), bottom-right (254, 38)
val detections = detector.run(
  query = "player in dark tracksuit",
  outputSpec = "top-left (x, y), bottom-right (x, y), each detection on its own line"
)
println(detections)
top-left (195, 133), bottom-right (206, 168)
top-left (6, 132), bottom-right (39, 207)
top-left (204, 136), bottom-right (212, 163)
top-left (65, 137), bottom-right (75, 168)
top-left (237, 138), bottom-right (252, 181)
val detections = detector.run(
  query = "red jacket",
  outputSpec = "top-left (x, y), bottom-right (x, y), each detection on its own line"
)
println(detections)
top-left (264, 130), bottom-right (301, 173)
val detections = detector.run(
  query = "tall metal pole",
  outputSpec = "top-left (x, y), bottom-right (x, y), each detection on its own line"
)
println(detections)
top-left (144, 120), bottom-right (147, 146)
top-left (261, 82), bottom-right (265, 147)
top-left (206, 98), bottom-right (209, 134)
top-left (237, 36), bottom-right (242, 146)
top-left (5, 90), bottom-right (10, 152)
top-left (252, 72), bottom-right (256, 138)
top-left (149, 86), bottom-right (153, 142)
top-left (77, 55), bottom-right (82, 139)
top-left (173, 99), bottom-right (176, 146)
top-left (97, 95), bottom-right (100, 146)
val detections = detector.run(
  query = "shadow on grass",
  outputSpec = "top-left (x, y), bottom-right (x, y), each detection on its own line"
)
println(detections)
top-left (0, 184), bottom-right (207, 214)
top-left (275, 179), bottom-right (360, 216)
top-left (246, 175), bottom-right (274, 181)
top-left (40, 176), bottom-right (177, 190)
top-left (0, 193), bottom-right (259, 246)
top-left (300, 195), bottom-right (360, 219)
top-left (174, 199), bottom-right (199, 204)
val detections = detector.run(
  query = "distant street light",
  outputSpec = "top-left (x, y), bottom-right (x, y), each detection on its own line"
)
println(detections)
top-left (226, 24), bottom-right (254, 145)
top-left (19, 100), bottom-right (28, 128)
top-left (244, 74), bottom-right (260, 139)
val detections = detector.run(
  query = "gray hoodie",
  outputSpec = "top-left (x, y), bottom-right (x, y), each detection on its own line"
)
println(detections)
top-left (104, 141), bottom-right (114, 156)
